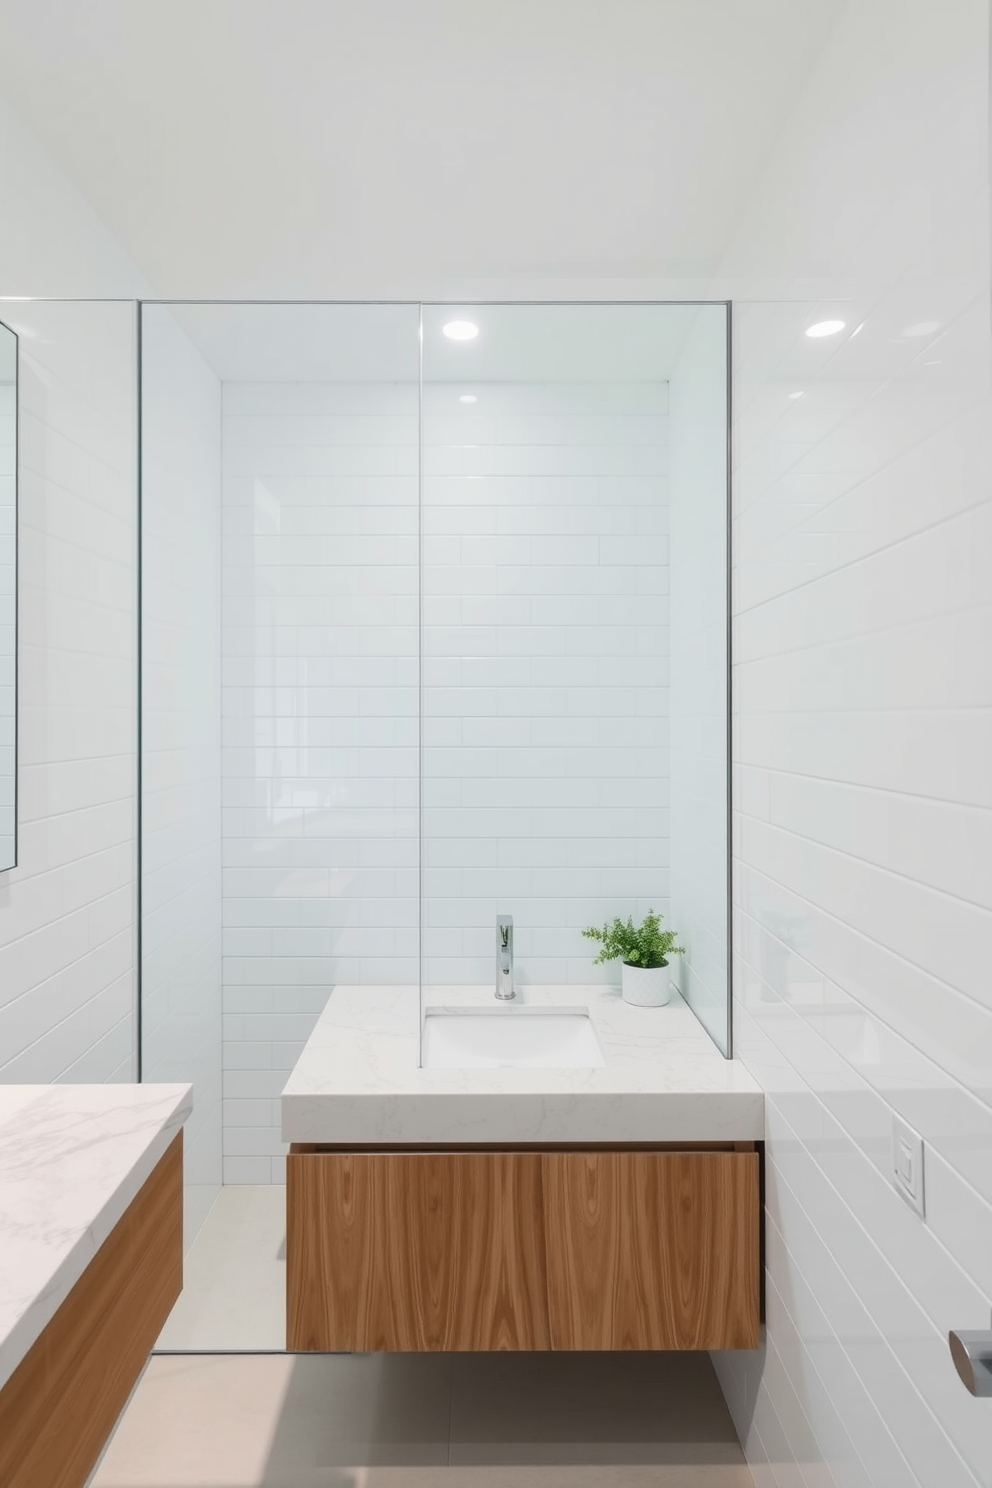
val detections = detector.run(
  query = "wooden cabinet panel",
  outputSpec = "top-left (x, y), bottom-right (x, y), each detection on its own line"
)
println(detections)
top-left (0, 1133), bottom-right (183, 1488)
top-left (287, 1145), bottom-right (760, 1353)
top-left (542, 1150), bottom-right (759, 1350)
top-left (287, 1151), bottom-right (551, 1351)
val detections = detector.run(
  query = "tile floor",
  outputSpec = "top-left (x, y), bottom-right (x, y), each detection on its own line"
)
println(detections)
top-left (156, 1186), bottom-right (287, 1351)
top-left (91, 1351), bottom-right (754, 1487)
top-left (137, 1185), bottom-right (754, 1485)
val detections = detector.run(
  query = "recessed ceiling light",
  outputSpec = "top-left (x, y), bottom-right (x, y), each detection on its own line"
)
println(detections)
top-left (443, 320), bottom-right (479, 341)
top-left (903, 320), bottom-right (941, 338)
top-left (459, 394), bottom-right (478, 404)
top-left (805, 320), bottom-right (846, 338)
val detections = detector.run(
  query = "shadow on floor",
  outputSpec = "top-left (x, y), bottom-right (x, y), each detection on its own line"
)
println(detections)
top-left (91, 1351), bottom-right (754, 1487)
top-left (259, 1351), bottom-right (750, 1479)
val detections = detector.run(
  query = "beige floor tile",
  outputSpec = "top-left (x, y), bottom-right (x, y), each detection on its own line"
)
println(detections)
top-left (91, 1354), bottom-right (453, 1487)
top-left (91, 1352), bottom-right (753, 1487)
top-left (286, 1473), bottom-right (751, 1487)
top-left (156, 1186), bottom-right (286, 1351)
top-left (448, 1352), bottom-right (747, 1467)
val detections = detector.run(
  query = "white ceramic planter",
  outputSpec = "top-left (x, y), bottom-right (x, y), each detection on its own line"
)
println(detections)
top-left (621, 961), bottom-right (671, 1007)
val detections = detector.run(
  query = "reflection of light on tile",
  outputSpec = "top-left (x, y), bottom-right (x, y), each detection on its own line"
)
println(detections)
top-left (789, 391), bottom-right (805, 400)
top-left (904, 319), bottom-right (942, 337)
top-left (253, 478), bottom-right (281, 533)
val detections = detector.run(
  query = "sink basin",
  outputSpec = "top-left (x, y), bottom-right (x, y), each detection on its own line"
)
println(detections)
top-left (422, 1008), bottom-right (605, 1070)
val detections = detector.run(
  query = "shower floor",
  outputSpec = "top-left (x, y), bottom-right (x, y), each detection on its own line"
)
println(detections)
top-left (156, 1185), bottom-right (286, 1352)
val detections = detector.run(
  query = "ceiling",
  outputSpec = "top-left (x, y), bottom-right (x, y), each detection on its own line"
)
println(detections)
top-left (0, 1), bottom-right (844, 299)
top-left (159, 300), bottom-right (718, 381)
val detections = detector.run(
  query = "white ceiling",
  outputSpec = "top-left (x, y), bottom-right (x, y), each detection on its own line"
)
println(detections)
top-left (0, 1), bottom-right (843, 299)
top-left (160, 300), bottom-right (717, 381)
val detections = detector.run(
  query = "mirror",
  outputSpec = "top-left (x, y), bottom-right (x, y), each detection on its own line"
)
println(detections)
top-left (0, 320), bottom-right (15, 871)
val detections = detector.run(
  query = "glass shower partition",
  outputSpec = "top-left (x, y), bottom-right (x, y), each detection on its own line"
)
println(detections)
top-left (419, 302), bottom-right (730, 1055)
top-left (140, 302), bottom-right (421, 1323)
top-left (139, 296), bottom-right (729, 1351)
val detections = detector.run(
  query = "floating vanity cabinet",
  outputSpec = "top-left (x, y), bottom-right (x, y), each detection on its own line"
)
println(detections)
top-left (0, 1132), bottom-right (184, 1488)
top-left (287, 1143), bottom-right (760, 1352)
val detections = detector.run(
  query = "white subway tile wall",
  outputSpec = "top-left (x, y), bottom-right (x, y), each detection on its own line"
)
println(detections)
top-left (140, 307), bottom-right (224, 1242)
top-left (0, 374), bottom-right (14, 861)
top-left (422, 382), bottom-right (671, 990)
top-left (0, 301), bottom-right (136, 1085)
top-left (221, 382), bottom-right (419, 1181)
top-left (712, 4), bottom-right (992, 1487)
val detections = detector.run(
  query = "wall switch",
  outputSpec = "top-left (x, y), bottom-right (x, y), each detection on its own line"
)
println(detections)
top-left (892, 1115), bottom-right (925, 1217)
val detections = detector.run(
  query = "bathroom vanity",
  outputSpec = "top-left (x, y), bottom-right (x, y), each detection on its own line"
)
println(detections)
top-left (0, 1083), bottom-right (191, 1488)
top-left (282, 987), bottom-right (763, 1354)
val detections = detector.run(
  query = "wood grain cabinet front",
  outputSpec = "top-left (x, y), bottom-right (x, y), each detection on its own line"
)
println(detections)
top-left (287, 1145), bottom-right (760, 1353)
top-left (0, 1133), bottom-right (184, 1488)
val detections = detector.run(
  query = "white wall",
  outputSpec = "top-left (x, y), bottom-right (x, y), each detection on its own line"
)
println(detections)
top-left (422, 381), bottom-right (670, 988)
top-left (0, 89), bottom-right (150, 1083)
top-left (220, 375), bottom-right (670, 1174)
top-left (714, 3), bottom-right (992, 1486)
top-left (221, 380), bottom-right (419, 1183)
top-left (0, 301), bottom-right (137, 1084)
top-left (668, 310), bottom-right (729, 1051)
top-left (0, 371), bottom-right (14, 863)
top-left (141, 306), bottom-right (223, 1240)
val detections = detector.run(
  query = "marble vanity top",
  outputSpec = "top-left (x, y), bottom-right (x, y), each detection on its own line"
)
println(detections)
top-left (281, 985), bottom-right (763, 1145)
top-left (0, 1082), bottom-right (192, 1392)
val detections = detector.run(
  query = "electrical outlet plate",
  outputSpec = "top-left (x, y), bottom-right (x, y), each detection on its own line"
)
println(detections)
top-left (892, 1114), bottom-right (925, 1217)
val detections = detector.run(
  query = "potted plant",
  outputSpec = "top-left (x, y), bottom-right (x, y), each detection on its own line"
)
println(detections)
top-left (582, 909), bottom-right (684, 1006)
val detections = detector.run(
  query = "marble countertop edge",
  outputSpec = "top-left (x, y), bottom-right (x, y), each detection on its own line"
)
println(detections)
top-left (281, 985), bottom-right (764, 1145)
top-left (0, 1083), bottom-right (193, 1393)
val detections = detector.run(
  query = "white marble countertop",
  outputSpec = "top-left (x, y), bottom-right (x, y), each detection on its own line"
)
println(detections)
top-left (0, 1082), bottom-right (192, 1393)
top-left (281, 985), bottom-right (763, 1145)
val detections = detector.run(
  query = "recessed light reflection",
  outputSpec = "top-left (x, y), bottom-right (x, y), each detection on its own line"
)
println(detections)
top-left (788, 391), bottom-right (805, 400)
top-left (805, 320), bottom-right (846, 338)
top-left (904, 320), bottom-right (942, 338)
top-left (443, 320), bottom-right (479, 341)
top-left (459, 394), bottom-right (478, 404)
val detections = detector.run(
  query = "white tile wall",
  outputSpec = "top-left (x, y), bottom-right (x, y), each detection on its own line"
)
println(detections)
top-left (221, 381), bottom-right (419, 1181)
top-left (0, 301), bottom-right (137, 1085)
top-left (669, 311), bottom-right (730, 1051)
top-left (141, 306), bottom-right (223, 1241)
top-left (713, 4), bottom-right (992, 1486)
top-left (0, 373), bottom-right (14, 864)
top-left (422, 382), bottom-right (671, 990)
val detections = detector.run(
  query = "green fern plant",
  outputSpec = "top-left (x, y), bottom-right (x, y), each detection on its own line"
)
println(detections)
top-left (582, 909), bottom-right (684, 969)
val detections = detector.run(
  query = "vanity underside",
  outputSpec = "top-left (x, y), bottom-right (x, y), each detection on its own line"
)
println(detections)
top-left (287, 1142), bottom-right (761, 1352)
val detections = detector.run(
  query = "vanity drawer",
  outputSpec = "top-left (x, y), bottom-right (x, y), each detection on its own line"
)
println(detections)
top-left (287, 1144), bottom-right (760, 1352)
top-left (0, 1133), bottom-right (183, 1488)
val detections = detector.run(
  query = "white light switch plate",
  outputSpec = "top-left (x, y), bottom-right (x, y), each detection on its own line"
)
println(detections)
top-left (892, 1114), bottom-right (925, 1217)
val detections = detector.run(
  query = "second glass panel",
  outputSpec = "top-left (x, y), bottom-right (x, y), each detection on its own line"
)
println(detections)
top-left (420, 303), bottom-right (725, 1035)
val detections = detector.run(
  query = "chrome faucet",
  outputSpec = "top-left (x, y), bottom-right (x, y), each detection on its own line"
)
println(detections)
top-left (496, 915), bottom-right (515, 1000)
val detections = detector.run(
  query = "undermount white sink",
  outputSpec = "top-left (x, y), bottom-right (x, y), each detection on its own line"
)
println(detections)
top-left (422, 1007), bottom-right (605, 1070)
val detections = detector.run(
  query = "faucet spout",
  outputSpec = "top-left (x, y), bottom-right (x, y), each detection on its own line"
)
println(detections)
top-left (496, 915), bottom-right (515, 1000)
